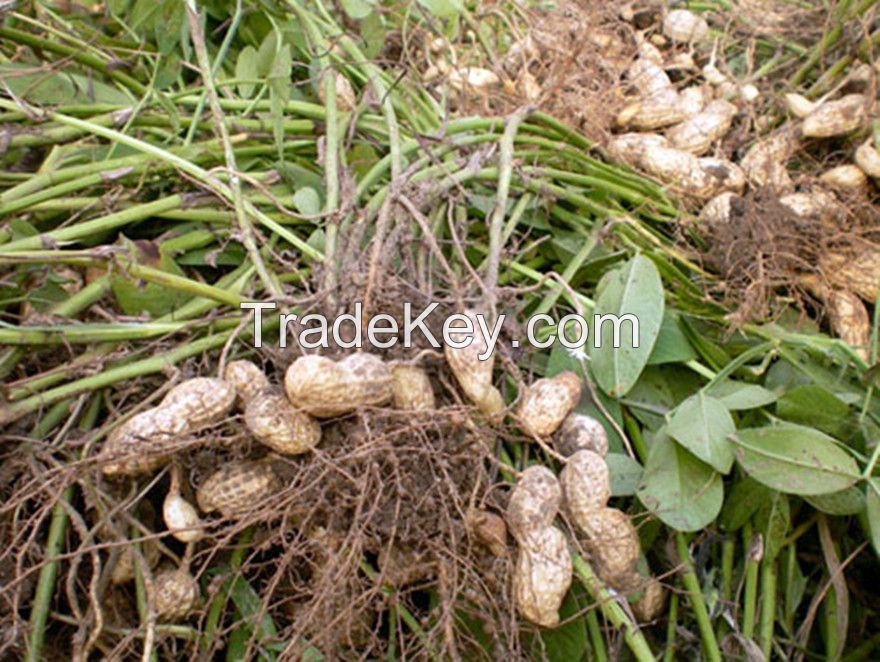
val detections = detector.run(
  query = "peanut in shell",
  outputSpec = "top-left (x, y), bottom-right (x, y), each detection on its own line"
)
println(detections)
top-left (506, 465), bottom-right (561, 543)
top-left (666, 99), bottom-right (737, 155)
top-left (159, 377), bottom-right (236, 429)
top-left (554, 413), bottom-right (609, 458)
top-left (560, 450), bottom-right (611, 524)
top-left (827, 289), bottom-right (872, 361)
top-left (153, 568), bottom-right (199, 621)
top-left (224, 360), bottom-right (271, 406)
top-left (284, 353), bottom-right (393, 418)
top-left (244, 392), bottom-right (321, 455)
top-left (855, 139), bottom-right (880, 178)
top-left (517, 371), bottom-right (581, 437)
top-left (577, 507), bottom-right (641, 587)
top-left (632, 576), bottom-right (666, 622)
top-left (101, 407), bottom-right (187, 476)
top-left (819, 164), bottom-right (868, 190)
top-left (739, 129), bottom-right (798, 192)
top-left (445, 310), bottom-right (504, 418)
top-left (390, 364), bottom-right (436, 411)
top-left (820, 250), bottom-right (880, 303)
top-left (196, 460), bottom-right (280, 517)
top-left (801, 94), bottom-right (867, 138)
top-left (514, 526), bottom-right (573, 628)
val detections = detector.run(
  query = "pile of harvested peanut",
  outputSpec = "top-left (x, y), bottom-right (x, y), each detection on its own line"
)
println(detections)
top-left (603, 8), bottom-right (880, 358)
top-left (97, 309), bottom-right (661, 629)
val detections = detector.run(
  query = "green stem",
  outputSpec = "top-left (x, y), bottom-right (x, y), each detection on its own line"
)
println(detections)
top-left (675, 534), bottom-right (721, 662)
top-left (759, 558), bottom-right (777, 659)
top-left (585, 608), bottom-right (608, 662)
top-left (742, 524), bottom-right (759, 640)
top-left (663, 592), bottom-right (679, 662)
top-left (571, 553), bottom-right (655, 662)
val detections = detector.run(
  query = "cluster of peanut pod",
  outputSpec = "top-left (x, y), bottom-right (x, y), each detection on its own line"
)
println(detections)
top-left (99, 310), bottom-right (656, 627)
top-left (608, 7), bottom-right (880, 360)
top-left (509, 375), bottom-right (665, 627)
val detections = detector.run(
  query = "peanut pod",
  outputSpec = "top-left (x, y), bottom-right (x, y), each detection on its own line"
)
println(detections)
top-left (245, 392), bottom-right (322, 455)
top-left (196, 460), bottom-right (280, 517)
top-left (515, 526), bottom-right (573, 628)
top-left (284, 353), bottom-right (393, 418)
top-left (506, 465), bottom-right (561, 543)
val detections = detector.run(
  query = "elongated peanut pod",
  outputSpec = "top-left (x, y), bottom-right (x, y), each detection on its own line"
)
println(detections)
top-left (666, 99), bottom-right (737, 155)
top-left (632, 576), bottom-right (666, 622)
top-left (739, 129), bottom-right (799, 192)
top-left (506, 466), bottom-right (561, 543)
top-left (196, 460), bottom-right (280, 517)
top-left (445, 310), bottom-right (504, 418)
top-left (577, 508), bottom-right (641, 588)
top-left (514, 526), bottom-right (573, 627)
top-left (561, 450), bottom-right (611, 524)
top-left (517, 372), bottom-right (581, 437)
top-left (801, 94), bottom-right (867, 138)
top-left (101, 407), bottom-right (187, 477)
top-left (159, 377), bottom-right (236, 429)
top-left (284, 353), bottom-right (393, 417)
top-left (827, 289), bottom-right (872, 361)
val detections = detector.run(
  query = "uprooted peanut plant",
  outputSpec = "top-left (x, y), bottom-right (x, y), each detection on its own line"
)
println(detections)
top-left (2, 1), bottom-right (880, 660)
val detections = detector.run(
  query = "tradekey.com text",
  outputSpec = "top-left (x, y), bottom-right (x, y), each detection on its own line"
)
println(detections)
top-left (241, 302), bottom-right (640, 359)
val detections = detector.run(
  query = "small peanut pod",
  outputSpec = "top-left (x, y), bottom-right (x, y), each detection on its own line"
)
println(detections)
top-left (163, 491), bottom-right (204, 543)
top-left (101, 408), bottom-right (188, 476)
top-left (819, 164), bottom-right (868, 191)
top-left (801, 94), bottom-right (867, 138)
top-left (244, 392), bottom-right (321, 455)
top-left (317, 70), bottom-right (357, 111)
top-left (679, 85), bottom-right (708, 118)
top-left (514, 526), bottom-right (573, 628)
top-left (662, 9), bottom-right (709, 43)
top-left (554, 413), bottom-right (609, 458)
top-left (855, 139), bottom-right (880, 178)
top-left (447, 67), bottom-right (501, 92)
top-left (779, 190), bottom-right (844, 226)
top-left (517, 372), bottom-right (581, 437)
top-left (821, 250), bottom-right (880, 304)
top-left (561, 450), bottom-right (611, 524)
top-left (577, 508), bottom-right (641, 587)
top-left (390, 364), bottom-right (436, 411)
top-left (467, 509), bottom-right (508, 557)
top-left (785, 93), bottom-right (816, 118)
top-left (445, 310), bottom-right (504, 418)
top-left (159, 377), bottom-right (236, 429)
top-left (153, 568), bottom-right (199, 621)
top-left (666, 99), bottom-right (737, 155)
top-left (111, 539), bottom-right (159, 585)
top-left (739, 129), bottom-right (798, 192)
top-left (698, 191), bottom-right (741, 228)
top-left (196, 460), bottom-right (280, 517)
top-left (632, 576), bottom-right (666, 622)
top-left (827, 290), bottom-right (871, 362)
top-left (506, 466), bottom-right (561, 543)
top-left (224, 360), bottom-right (271, 407)
top-left (626, 58), bottom-right (673, 97)
top-left (616, 89), bottom-right (687, 131)
top-left (284, 353), bottom-right (393, 418)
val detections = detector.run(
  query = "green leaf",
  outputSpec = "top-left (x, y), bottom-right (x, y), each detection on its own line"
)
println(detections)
top-left (360, 11), bottom-right (386, 60)
top-left (154, 0), bottom-right (183, 55)
top-left (706, 381), bottom-right (779, 410)
top-left (256, 31), bottom-right (278, 77)
top-left (647, 311), bottom-right (696, 365)
top-left (866, 480), bottom-right (880, 557)
top-left (110, 239), bottom-right (190, 317)
top-left (0, 64), bottom-right (131, 105)
top-left (235, 46), bottom-right (260, 98)
top-left (293, 187), bottom-right (321, 216)
top-left (340, 0), bottom-right (374, 19)
top-left (775, 385), bottom-right (852, 438)
top-left (732, 424), bottom-right (860, 496)
top-left (637, 433), bottom-right (723, 531)
top-left (754, 492), bottom-right (789, 562)
top-left (805, 486), bottom-right (866, 515)
top-left (607, 453), bottom-right (643, 496)
top-left (589, 254), bottom-right (665, 397)
top-left (667, 393), bottom-right (736, 474)
top-left (719, 477), bottom-right (772, 532)
top-left (417, 0), bottom-right (463, 19)
top-left (228, 575), bottom-right (278, 643)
